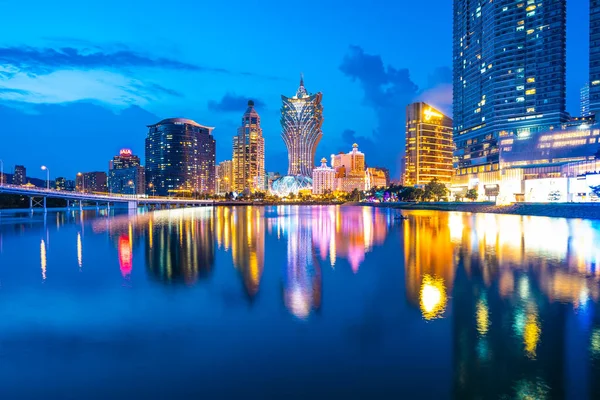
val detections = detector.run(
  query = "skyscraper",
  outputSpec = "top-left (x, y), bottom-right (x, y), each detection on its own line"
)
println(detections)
top-left (232, 100), bottom-right (265, 192)
top-left (312, 158), bottom-right (336, 195)
top-left (13, 165), bottom-right (26, 186)
top-left (582, 83), bottom-right (591, 117)
top-left (110, 148), bottom-right (141, 170)
top-left (145, 118), bottom-right (216, 196)
top-left (109, 148), bottom-right (145, 195)
top-left (216, 160), bottom-right (233, 194)
top-left (331, 144), bottom-right (367, 192)
top-left (591, 0), bottom-right (600, 114)
top-left (404, 102), bottom-right (453, 186)
top-left (281, 75), bottom-right (323, 177)
top-left (453, 0), bottom-right (568, 176)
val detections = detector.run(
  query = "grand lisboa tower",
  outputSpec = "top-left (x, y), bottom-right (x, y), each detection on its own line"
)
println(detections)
top-left (271, 75), bottom-right (324, 197)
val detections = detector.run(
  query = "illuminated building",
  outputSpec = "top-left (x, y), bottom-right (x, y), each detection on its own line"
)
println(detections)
top-left (453, 0), bottom-right (568, 176)
top-left (108, 166), bottom-right (145, 195)
top-left (76, 172), bottom-right (107, 193)
top-left (404, 102), bottom-right (453, 186)
top-left (331, 143), bottom-right (366, 192)
top-left (232, 100), bottom-right (265, 192)
top-left (582, 83), bottom-right (591, 117)
top-left (366, 167), bottom-right (387, 189)
top-left (591, 0), bottom-right (600, 113)
top-left (271, 175), bottom-right (312, 197)
top-left (371, 166), bottom-right (390, 187)
top-left (266, 172), bottom-right (281, 191)
top-left (55, 177), bottom-right (66, 190)
top-left (216, 160), bottom-right (233, 194)
top-left (13, 165), bottom-right (25, 186)
top-left (280, 75), bottom-right (323, 177)
top-left (311, 158), bottom-right (335, 194)
top-left (145, 118), bottom-right (216, 196)
top-left (110, 148), bottom-right (140, 170)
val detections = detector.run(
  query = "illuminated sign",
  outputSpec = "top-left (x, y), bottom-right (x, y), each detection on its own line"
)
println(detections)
top-left (424, 108), bottom-right (443, 121)
top-left (120, 149), bottom-right (132, 156)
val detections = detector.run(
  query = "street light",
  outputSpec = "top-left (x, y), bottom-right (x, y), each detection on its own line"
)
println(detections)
top-left (41, 165), bottom-right (49, 190)
top-left (77, 172), bottom-right (85, 193)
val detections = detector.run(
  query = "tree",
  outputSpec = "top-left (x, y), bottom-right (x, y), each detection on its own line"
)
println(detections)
top-left (454, 193), bottom-right (464, 202)
top-left (466, 189), bottom-right (478, 202)
top-left (349, 188), bottom-right (361, 202)
top-left (424, 178), bottom-right (448, 202)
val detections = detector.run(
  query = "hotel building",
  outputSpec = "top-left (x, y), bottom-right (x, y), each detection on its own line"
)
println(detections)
top-left (232, 100), bottom-right (265, 192)
top-left (404, 102), bottom-right (453, 186)
top-left (216, 160), bottom-right (234, 195)
top-left (312, 158), bottom-right (336, 194)
top-left (145, 118), bottom-right (216, 196)
top-left (331, 143), bottom-right (367, 192)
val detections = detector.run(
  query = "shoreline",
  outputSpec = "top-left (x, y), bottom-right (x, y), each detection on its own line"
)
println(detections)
top-left (351, 201), bottom-right (600, 220)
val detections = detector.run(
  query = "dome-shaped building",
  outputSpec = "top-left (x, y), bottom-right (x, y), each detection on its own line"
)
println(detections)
top-left (270, 175), bottom-right (312, 197)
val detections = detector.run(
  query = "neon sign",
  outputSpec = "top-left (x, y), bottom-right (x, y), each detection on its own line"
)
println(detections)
top-left (120, 149), bottom-right (132, 156)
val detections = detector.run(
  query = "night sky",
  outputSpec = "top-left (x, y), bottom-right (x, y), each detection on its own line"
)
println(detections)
top-left (0, 0), bottom-right (589, 179)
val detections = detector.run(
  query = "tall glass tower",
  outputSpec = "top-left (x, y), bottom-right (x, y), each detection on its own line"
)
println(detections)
top-left (280, 76), bottom-right (324, 177)
top-left (145, 118), bottom-right (216, 196)
top-left (591, 0), bottom-right (600, 114)
top-left (453, 0), bottom-right (568, 176)
top-left (232, 100), bottom-right (265, 192)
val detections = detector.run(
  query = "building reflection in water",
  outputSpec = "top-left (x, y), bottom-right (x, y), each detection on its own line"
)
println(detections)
top-left (40, 239), bottom-right (46, 281)
top-left (401, 211), bottom-right (600, 398)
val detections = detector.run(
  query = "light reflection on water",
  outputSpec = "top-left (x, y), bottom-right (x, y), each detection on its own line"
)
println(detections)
top-left (0, 206), bottom-right (600, 398)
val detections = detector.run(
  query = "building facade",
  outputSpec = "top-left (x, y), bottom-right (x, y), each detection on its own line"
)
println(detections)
top-left (13, 165), bottom-right (26, 186)
top-left (331, 143), bottom-right (367, 192)
top-left (312, 158), bottom-right (336, 194)
top-left (108, 167), bottom-right (145, 195)
top-left (216, 160), bottom-right (234, 195)
top-left (55, 177), bottom-right (66, 190)
top-left (281, 76), bottom-right (323, 177)
top-left (110, 148), bottom-right (141, 170)
top-left (582, 83), bottom-right (591, 117)
top-left (591, 0), bottom-right (600, 114)
top-left (77, 172), bottom-right (107, 193)
top-left (366, 168), bottom-right (388, 189)
top-left (145, 118), bottom-right (216, 196)
top-left (232, 100), bottom-right (265, 192)
top-left (404, 102), bottom-right (453, 186)
top-left (453, 0), bottom-right (568, 177)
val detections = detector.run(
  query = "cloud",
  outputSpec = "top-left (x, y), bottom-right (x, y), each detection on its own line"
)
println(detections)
top-left (339, 45), bottom-right (419, 176)
top-left (416, 66), bottom-right (453, 116)
top-left (208, 93), bottom-right (266, 113)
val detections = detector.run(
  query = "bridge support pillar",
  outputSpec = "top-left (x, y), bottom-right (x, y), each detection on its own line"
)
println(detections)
top-left (43, 196), bottom-right (47, 213)
top-left (128, 201), bottom-right (138, 211)
top-left (67, 200), bottom-right (70, 210)
top-left (29, 197), bottom-right (33, 211)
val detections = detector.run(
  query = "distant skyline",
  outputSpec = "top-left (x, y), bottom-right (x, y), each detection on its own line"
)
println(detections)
top-left (0, 0), bottom-right (589, 179)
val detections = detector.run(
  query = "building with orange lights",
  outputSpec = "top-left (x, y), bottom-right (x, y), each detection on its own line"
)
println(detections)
top-left (404, 102), bottom-right (453, 186)
top-left (232, 100), bottom-right (265, 192)
top-left (331, 143), bottom-right (367, 192)
top-left (312, 158), bottom-right (335, 194)
top-left (216, 160), bottom-right (234, 195)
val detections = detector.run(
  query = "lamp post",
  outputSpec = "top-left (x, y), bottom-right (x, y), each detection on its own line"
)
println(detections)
top-left (41, 165), bottom-right (49, 190)
top-left (77, 172), bottom-right (85, 193)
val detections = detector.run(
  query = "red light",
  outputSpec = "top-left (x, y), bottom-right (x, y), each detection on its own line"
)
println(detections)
top-left (118, 235), bottom-right (132, 277)
top-left (119, 149), bottom-right (132, 157)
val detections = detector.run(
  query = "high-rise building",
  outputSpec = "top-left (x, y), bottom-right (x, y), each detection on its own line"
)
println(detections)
top-left (281, 76), bottom-right (323, 177)
top-left (404, 102), bottom-right (453, 186)
top-left (77, 172), bottom-right (107, 193)
top-left (312, 158), bottom-right (336, 195)
top-left (145, 118), bottom-right (216, 196)
top-left (331, 143), bottom-right (367, 192)
top-left (232, 100), bottom-right (265, 192)
top-left (591, 1), bottom-right (600, 114)
top-left (366, 168), bottom-right (388, 189)
top-left (453, 0), bottom-right (568, 176)
top-left (109, 167), bottom-right (146, 195)
top-left (110, 148), bottom-right (141, 170)
top-left (582, 83), bottom-right (591, 117)
top-left (216, 160), bottom-right (234, 194)
top-left (13, 165), bottom-right (26, 186)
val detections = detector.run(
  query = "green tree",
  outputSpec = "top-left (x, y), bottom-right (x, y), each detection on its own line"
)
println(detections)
top-left (423, 178), bottom-right (448, 202)
top-left (466, 188), bottom-right (478, 202)
top-left (454, 193), bottom-right (463, 202)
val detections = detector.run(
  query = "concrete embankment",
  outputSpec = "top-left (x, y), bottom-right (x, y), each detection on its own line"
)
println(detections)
top-left (348, 201), bottom-right (600, 220)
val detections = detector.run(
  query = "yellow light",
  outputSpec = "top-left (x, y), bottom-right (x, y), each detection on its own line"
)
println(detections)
top-left (523, 311), bottom-right (541, 359)
top-left (476, 297), bottom-right (490, 335)
top-left (423, 108), bottom-right (443, 121)
top-left (420, 275), bottom-right (447, 320)
top-left (40, 239), bottom-right (47, 280)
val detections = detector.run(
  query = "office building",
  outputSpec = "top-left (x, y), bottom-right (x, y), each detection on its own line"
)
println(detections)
top-left (453, 0), bottom-right (568, 176)
top-left (404, 102), bottom-right (453, 186)
top-left (146, 118), bottom-right (216, 196)
top-left (216, 160), bottom-right (234, 194)
top-left (109, 166), bottom-right (145, 195)
top-left (582, 83), bottom-right (591, 117)
top-left (77, 172), bottom-right (107, 193)
top-left (110, 148), bottom-right (141, 170)
top-left (312, 158), bottom-right (336, 194)
top-left (232, 100), bottom-right (265, 192)
top-left (13, 165), bottom-right (26, 186)
top-left (591, 0), bottom-right (600, 114)
top-left (280, 75), bottom-right (323, 177)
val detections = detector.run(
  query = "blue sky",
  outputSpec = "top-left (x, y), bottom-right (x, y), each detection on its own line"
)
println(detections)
top-left (0, 0), bottom-right (589, 179)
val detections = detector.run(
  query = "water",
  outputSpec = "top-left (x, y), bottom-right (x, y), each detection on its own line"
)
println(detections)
top-left (0, 206), bottom-right (599, 399)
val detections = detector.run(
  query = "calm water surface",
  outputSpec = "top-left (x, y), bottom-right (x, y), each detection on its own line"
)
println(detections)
top-left (0, 205), bottom-right (599, 399)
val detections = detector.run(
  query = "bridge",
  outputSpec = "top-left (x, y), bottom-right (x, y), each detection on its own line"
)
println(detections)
top-left (0, 184), bottom-right (214, 211)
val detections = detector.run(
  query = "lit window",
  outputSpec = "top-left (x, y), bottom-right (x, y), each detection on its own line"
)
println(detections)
top-left (516, 97), bottom-right (525, 103)
top-left (526, 89), bottom-right (536, 95)
top-left (527, 77), bottom-right (535, 83)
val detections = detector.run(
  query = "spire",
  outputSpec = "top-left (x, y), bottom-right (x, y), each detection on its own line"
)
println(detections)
top-left (300, 72), bottom-right (304, 88)
top-left (296, 73), bottom-right (307, 97)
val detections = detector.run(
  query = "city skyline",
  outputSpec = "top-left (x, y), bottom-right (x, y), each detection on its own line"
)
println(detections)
top-left (0, 1), bottom-right (589, 180)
